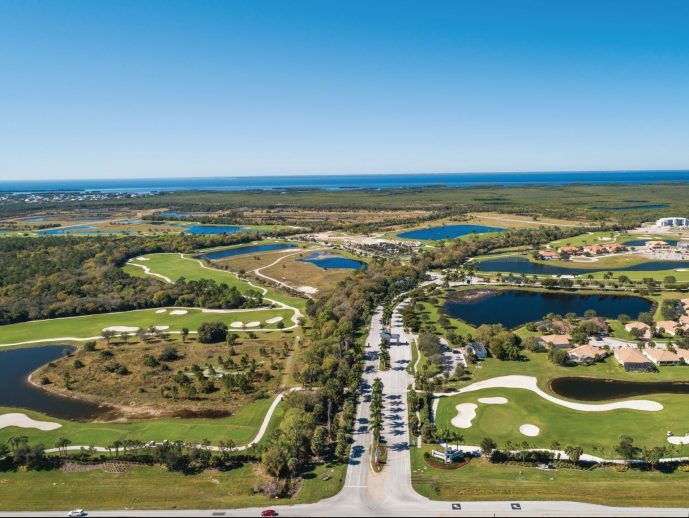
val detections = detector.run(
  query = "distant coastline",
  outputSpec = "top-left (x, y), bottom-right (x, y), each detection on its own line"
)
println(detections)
top-left (2, 170), bottom-right (689, 194)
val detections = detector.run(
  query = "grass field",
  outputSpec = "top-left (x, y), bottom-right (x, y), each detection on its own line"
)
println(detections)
top-left (0, 307), bottom-right (294, 345)
top-left (434, 387), bottom-right (689, 456)
top-left (0, 459), bottom-right (346, 511)
top-left (411, 451), bottom-right (689, 507)
top-left (126, 253), bottom-right (306, 309)
top-left (0, 394), bottom-right (282, 446)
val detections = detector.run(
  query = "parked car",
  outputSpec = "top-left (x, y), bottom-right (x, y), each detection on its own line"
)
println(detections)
top-left (261, 510), bottom-right (278, 517)
top-left (67, 510), bottom-right (87, 518)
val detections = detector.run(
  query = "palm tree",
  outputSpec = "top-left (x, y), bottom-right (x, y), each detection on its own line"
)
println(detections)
top-left (55, 436), bottom-right (72, 457)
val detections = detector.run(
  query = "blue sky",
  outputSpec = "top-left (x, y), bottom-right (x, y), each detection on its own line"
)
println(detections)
top-left (1, 0), bottom-right (688, 180)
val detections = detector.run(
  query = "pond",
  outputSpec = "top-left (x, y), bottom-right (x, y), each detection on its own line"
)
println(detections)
top-left (298, 252), bottom-right (367, 270)
top-left (622, 239), bottom-right (678, 247)
top-left (159, 211), bottom-right (193, 217)
top-left (550, 376), bottom-right (689, 401)
top-left (476, 256), bottom-right (689, 276)
top-left (397, 224), bottom-right (504, 240)
top-left (595, 204), bottom-right (669, 211)
top-left (37, 225), bottom-right (97, 235)
top-left (178, 224), bottom-right (247, 235)
top-left (0, 345), bottom-right (110, 420)
top-left (444, 289), bottom-right (653, 328)
top-left (197, 243), bottom-right (296, 261)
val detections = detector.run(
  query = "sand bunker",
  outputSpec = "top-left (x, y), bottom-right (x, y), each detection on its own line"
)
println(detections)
top-left (456, 375), bottom-right (662, 412)
top-left (153, 325), bottom-right (169, 331)
top-left (265, 316), bottom-right (284, 324)
top-left (169, 310), bottom-right (188, 315)
top-left (0, 413), bottom-right (61, 431)
top-left (668, 435), bottom-right (689, 445)
top-left (451, 403), bottom-right (477, 429)
top-left (478, 397), bottom-right (508, 405)
top-left (245, 321), bottom-right (260, 328)
top-left (155, 309), bottom-right (167, 314)
top-left (135, 257), bottom-right (149, 261)
top-left (299, 286), bottom-right (319, 295)
top-left (519, 424), bottom-right (540, 436)
top-left (230, 322), bottom-right (244, 328)
top-left (102, 326), bottom-right (139, 333)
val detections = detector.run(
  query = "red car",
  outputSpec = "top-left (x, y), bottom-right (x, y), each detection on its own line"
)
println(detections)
top-left (261, 511), bottom-right (278, 517)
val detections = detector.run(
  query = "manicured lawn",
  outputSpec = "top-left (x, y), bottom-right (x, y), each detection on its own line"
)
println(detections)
top-left (434, 387), bottom-right (689, 456)
top-left (548, 231), bottom-right (619, 248)
top-left (0, 395), bottom-right (283, 446)
top-left (0, 459), bottom-right (345, 511)
top-left (0, 307), bottom-right (294, 345)
top-left (411, 450), bottom-right (689, 507)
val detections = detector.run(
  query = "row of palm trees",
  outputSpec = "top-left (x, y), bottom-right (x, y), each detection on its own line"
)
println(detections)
top-left (370, 377), bottom-right (384, 445)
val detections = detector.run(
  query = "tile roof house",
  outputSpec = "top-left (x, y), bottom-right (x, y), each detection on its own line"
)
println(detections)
top-left (643, 348), bottom-right (681, 366)
top-left (567, 345), bottom-right (607, 363)
top-left (676, 349), bottom-right (689, 363)
top-left (655, 321), bottom-right (681, 336)
top-left (538, 250), bottom-right (559, 260)
top-left (538, 334), bottom-right (572, 349)
top-left (614, 348), bottom-right (655, 371)
top-left (557, 246), bottom-right (581, 255)
top-left (624, 321), bottom-right (652, 340)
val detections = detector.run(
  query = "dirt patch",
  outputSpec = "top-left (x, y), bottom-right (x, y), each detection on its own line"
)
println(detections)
top-left (446, 288), bottom-right (497, 304)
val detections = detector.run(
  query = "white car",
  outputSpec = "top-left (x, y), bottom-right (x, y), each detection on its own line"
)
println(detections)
top-left (67, 510), bottom-right (86, 518)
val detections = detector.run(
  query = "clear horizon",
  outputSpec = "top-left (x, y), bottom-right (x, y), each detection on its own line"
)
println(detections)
top-left (2, 0), bottom-right (689, 180)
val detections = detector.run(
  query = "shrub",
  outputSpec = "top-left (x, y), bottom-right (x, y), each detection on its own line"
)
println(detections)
top-left (197, 322), bottom-right (229, 344)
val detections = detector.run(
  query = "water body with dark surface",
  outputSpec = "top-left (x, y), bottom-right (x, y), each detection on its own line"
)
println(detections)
top-left (179, 225), bottom-right (246, 235)
top-left (298, 252), bottom-right (367, 270)
top-left (476, 256), bottom-right (689, 276)
top-left (444, 289), bottom-right (652, 328)
top-left (398, 224), bottom-right (504, 241)
top-left (0, 345), bottom-right (109, 420)
top-left (37, 225), bottom-right (97, 235)
top-left (595, 204), bottom-right (669, 211)
top-left (550, 376), bottom-right (689, 401)
top-left (622, 239), bottom-right (679, 247)
top-left (3, 170), bottom-right (689, 194)
top-left (198, 243), bottom-right (296, 261)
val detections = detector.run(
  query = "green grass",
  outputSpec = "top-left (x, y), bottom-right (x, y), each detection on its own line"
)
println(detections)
top-left (128, 252), bottom-right (306, 310)
top-left (0, 458), bottom-right (345, 511)
top-left (411, 449), bottom-right (689, 507)
top-left (434, 387), bottom-right (689, 456)
top-left (0, 395), bottom-right (283, 446)
top-left (0, 307), bottom-right (293, 345)
top-left (548, 231), bottom-right (619, 248)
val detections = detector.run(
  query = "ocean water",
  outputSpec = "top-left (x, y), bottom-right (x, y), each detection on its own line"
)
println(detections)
top-left (2, 170), bottom-right (689, 194)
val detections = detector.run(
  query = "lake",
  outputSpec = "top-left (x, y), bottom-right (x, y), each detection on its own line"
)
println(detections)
top-left (37, 225), bottom-right (97, 235)
top-left (0, 345), bottom-right (110, 420)
top-left (550, 376), bottom-right (689, 401)
top-left (398, 224), bottom-right (504, 241)
top-left (179, 224), bottom-right (247, 235)
top-left (198, 243), bottom-right (296, 261)
top-left (444, 289), bottom-right (652, 328)
top-left (298, 252), bottom-right (367, 270)
top-left (622, 239), bottom-right (678, 247)
top-left (476, 256), bottom-right (689, 276)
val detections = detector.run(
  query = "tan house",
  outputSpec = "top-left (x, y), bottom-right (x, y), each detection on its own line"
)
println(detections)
top-left (647, 240), bottom-right (671, 249)
top-left (656, 320), bottom-right (680, 336)
top-left (679, 315), bottom-right (689, 326)
top-left (624, 321), bottom-right (651, 340)
top-left (567, 344), bottom-right (607, 363)
top-left (557, 246), bottom-right (581, 255)
top-left (614, 348), bottom-right (655, 371)
top-left (676, 349), bottom-right (689, 363)
top-left (538, 334), bottom-right (572, 349)
top-left (643, 348), bottom-right (681, 366)
top-left (538, 250), bottom-right (559, 260)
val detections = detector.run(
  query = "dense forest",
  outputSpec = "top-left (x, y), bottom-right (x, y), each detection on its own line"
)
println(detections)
top-left (0, 233), bottom-right (262, 325)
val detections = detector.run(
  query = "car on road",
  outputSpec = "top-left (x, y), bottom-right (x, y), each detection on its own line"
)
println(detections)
top-left (261, 510), bottom-right (279, 517)
top-left (67, 510), bottom-right (87, 518)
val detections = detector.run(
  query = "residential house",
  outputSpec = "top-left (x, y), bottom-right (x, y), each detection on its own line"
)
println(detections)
top-left (624, 321), bottom-right (652, 340)
top-left (643, 348), bottom-right (681, 366)
top-left (581, 317), bottom-right (610, 335)
top-left (567, 344), bottom-right (607, 363)
top-left (647, 240), bottom-right (671, 249)
top-left (538, 250), bottom-right (559, 260)
top-left (538, 334), bottom-right (572, 350)
top-left (676, 348), bottom-right (689, 364)
top-left (466, 342), bottom-right (488, 360)
top-left (557, 246), bottom-right (582, 255)
top-left (655, 320), bottom-right (680, 336)
top-left (614, 348), bottom-right (655, 371)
